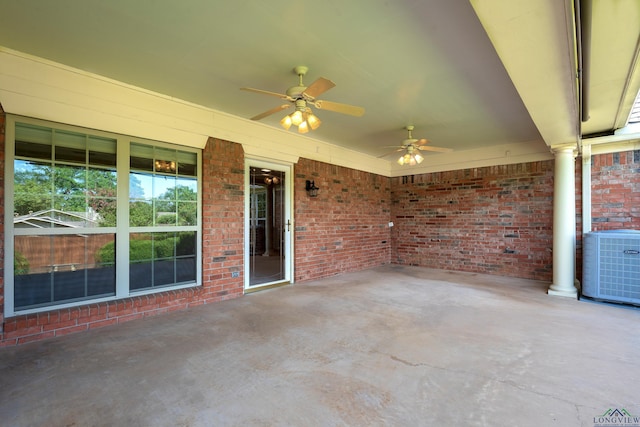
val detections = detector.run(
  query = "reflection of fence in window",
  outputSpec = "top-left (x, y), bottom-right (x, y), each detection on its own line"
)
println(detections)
top-left (13, 234), bottom-right (117, 310)
top-left (14, 234), bottom-right (115, 274)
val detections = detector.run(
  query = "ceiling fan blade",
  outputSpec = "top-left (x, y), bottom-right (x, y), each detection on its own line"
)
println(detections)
top-left (250, 104), bottom-right (291, 121)
top-left (241, 87), bottom-right (291, 100)
top-left (417, 145), bottom-right (453, 153)
top-left (314, 100), bottom-right (365, 117)
top-left (303, 77), bottom-right (336, 99)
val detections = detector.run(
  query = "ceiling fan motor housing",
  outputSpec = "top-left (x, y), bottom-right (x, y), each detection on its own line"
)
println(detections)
top-left (287, 86), bottom-right (307, 98)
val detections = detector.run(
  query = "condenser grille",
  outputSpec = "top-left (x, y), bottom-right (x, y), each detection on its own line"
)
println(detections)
top-left (598, 237), bottom-right (640, 300)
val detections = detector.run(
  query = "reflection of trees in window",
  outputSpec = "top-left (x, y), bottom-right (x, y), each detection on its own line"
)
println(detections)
top-left (155, 185), bottom-right (198, 226)
top-left (130, 201), bottom-right (153, 227)
top-left (14, 161), bottom-right (120, 227)
top-left (129, 143), bottom-right (198, 228)
top-left (129, 184), bottom-right (197, 226)
top-left (14, 161), bottom-right (52, 214)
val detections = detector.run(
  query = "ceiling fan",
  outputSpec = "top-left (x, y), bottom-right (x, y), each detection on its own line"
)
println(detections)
top-left (380, 126), bottom-right (453, 165)
top-left (240, 65), bottom-right (365, 133)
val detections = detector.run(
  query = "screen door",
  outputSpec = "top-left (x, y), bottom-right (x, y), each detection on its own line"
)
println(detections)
top-left (245, 161), bottom-right (292, 290)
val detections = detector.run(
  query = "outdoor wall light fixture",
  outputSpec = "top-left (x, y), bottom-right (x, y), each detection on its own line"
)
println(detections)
top-left (305, 180), bottom-right (319, 197)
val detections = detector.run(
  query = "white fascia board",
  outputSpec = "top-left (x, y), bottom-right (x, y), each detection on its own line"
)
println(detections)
top-left (389, 140), bottom-right (553, 177)
top-left (0, 47), bottom-right (390, 176)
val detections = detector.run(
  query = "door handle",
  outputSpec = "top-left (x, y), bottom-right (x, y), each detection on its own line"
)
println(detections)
top-left (286, 219), bottom-right (291, 232)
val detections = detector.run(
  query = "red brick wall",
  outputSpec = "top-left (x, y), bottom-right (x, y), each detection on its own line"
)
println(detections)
top-left (391, 161), bottom-right (554, 281)
top-left (201, 137), bottom-right (245, 298)
top-left (590, 150), bottom-right (640, 230)
top-left (294, 158), bottom-right (391, 281)
top-left (0, 136), bottom-right (245, 346)
top-left (3, 131), bottom-right (637, 346)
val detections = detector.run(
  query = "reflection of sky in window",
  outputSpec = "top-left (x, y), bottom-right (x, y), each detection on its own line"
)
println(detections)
top-left (130, 172), bottom-right (196, 200)
top-left (15, 160), bottom-right (43, 172)
top-left (153, 176), bottom-right (176, 198)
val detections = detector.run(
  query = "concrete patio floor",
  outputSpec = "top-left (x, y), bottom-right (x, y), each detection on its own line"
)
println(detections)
top-left (1, 265), bottom-right (639, 426)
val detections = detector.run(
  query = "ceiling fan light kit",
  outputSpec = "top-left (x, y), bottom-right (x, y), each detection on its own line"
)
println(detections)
top-left (241, 65), bottom-right (364, 134)
top-left (280, 106), bottom-right (321, 133)
top-left (379, 125), bottom-right (453, 166)
top-left (297, 119), bottom-right (309, 134)
top-left (398, 151), bottom-right (424, 166)
top-left (280, 114), bottom-right (292, 130)
top-left (306, 112), bottom-right (321, 130)
top-left (290, 109), bottom-right (304, 126)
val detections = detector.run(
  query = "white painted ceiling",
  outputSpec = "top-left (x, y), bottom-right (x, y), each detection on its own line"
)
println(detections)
top-left (0, 0), bottom-right (638, 162)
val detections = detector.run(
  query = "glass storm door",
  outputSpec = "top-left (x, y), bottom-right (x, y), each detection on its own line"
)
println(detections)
top-left (245, 161), bottom-right (292, 290)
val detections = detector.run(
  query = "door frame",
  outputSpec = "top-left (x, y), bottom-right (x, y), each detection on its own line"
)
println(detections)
top-left (244, 158), bottom-right (294, 291)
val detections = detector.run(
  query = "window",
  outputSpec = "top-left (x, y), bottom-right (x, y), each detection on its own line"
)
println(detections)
top-left (128, 143), bottom-right (198, 291)
top-left (6, 117), bottom-right (201, 315)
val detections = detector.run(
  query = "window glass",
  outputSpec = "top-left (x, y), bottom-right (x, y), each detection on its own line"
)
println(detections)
top-left (128, 231), bottom-right (196, 291)
top-left (14, 234), bottom-right (116, 310)
top-left (15, 141), bottom-right (51, 160)
top-left (89, 136), bottom-right (117, 167)
top-left (179, 162), bottom-right (196, 177)
top-left (53, 164), bottom-right (86, 214)
top-left (55, 146), bottom-right (86, 163)
top-left (16, 122), bottom-right (52, 143)
top-left (11, 120), bottom-right (200, 314)
top-left (127, 143), bottom-right (198, 292)
top-left (54, 130), bottom-right (87, 163)
top-left (177, 202), bottom-right (197, 226)
top-left (129, 172), bottom-right (153, 226)
top-left (129, 143), bottom-right (198, 228)
top-left (130, 143), bottom-right (154, 172)
top-left (155, 175), bottom-right (177, 199)
top-left (178, 151), bottom-right (197, 176)
top-left (14, 160), bottom-right (53, 217)
top-left (88, 169), bottom-right (117, 227)
top-left (154, 147), bottom-right (176, 174)
top-left (177, 177), bottom-right (198, 199)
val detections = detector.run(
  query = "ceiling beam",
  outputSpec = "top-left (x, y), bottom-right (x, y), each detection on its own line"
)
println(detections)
top-left (471, 0), bottom-right (580, 148)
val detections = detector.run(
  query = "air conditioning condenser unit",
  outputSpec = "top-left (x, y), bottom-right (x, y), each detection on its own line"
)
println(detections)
top-left (582, 230), bottom-right (640, 306)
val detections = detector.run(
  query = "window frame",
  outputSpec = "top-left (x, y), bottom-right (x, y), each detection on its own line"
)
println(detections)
top-left (4, 115), bottom-right (202, 317)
